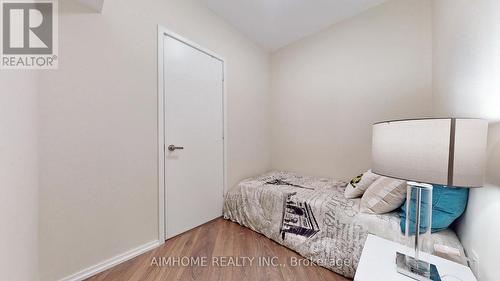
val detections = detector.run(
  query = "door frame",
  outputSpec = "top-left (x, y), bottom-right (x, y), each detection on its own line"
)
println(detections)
top-left (157, 25), bottom-right (227, 243)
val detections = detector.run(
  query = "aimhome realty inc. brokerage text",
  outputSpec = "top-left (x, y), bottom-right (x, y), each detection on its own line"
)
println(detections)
top-left (150, 256), bottom-right (352, 268)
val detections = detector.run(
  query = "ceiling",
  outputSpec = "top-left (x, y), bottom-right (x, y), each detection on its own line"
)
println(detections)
top-left (197, 0), bottom-right (388, 51)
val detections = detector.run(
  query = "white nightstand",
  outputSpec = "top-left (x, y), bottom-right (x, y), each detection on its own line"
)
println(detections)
top-left (354, 234), bottom-right (477, 281)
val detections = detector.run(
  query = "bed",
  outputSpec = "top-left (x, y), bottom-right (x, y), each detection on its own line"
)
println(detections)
top-left (223, 171), bottom-right (467, 278)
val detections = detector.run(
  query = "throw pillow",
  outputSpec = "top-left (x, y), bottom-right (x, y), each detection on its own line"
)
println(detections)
top-left (344, 170), bottom-right (380, 199)
top-left (360, 177), bottom-right (406, 214)
top-left (400, 185), bottom-right (469, 234)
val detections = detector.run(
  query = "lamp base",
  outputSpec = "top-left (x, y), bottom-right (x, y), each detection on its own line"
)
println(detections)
top-left (396, 252), bottom-right (441, 281)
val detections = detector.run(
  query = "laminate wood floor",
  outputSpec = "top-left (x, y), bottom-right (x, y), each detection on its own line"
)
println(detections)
top-left (87, 218), bottom-right (351, 281)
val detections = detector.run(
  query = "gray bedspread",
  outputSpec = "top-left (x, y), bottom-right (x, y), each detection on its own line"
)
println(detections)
top-left (223, 171), bottom-right (467, 278)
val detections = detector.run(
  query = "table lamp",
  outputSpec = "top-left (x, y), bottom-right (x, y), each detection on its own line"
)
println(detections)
top-left (371, 118), bottom-right (488, 281)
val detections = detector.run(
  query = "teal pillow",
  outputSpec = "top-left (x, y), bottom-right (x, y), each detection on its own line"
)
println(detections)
top-left (400, 185), bottom-right (469, 234)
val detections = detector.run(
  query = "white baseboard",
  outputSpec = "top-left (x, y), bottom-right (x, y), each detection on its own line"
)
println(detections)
top-left (59, 240), bottom-right (161, 281)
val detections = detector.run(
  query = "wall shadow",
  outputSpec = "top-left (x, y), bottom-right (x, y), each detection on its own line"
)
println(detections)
top-left (60, 1), bottom-right (101, 14)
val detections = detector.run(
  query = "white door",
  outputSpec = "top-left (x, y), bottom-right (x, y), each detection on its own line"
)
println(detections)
top-left (163, 34), bottom-right (224, 239)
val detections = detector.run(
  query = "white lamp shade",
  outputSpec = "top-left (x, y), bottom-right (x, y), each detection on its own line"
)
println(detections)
top-left (372, 118), bottom-right (488, 188)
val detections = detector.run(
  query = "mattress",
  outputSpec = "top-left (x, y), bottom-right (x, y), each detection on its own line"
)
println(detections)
top-left (223, 171), bottom-right (467, 278)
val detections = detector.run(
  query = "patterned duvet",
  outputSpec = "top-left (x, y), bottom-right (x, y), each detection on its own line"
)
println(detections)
top-left (223, 171), bottom-right (467, 278)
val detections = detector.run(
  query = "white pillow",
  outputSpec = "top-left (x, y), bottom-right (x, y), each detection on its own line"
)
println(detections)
top-left (360, 177), bottom-right (407, 214)
top-left (344, 170), bottom-right (380, 199)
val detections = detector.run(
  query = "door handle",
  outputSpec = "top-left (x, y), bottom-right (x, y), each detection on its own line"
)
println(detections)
top-left (168, 145), bottom-right (184, 152)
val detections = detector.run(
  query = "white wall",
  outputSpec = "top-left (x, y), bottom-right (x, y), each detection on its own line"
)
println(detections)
top-left (38, 0), bottom-right (271, 280)
top-left (270, 0), bottom-right (433, 180)
top-left (432, 1), bottom-right (500, 280)
top-left (0, 73), bottom-right (39, 281)
top-left (25, 0), bottom-right (500, 280)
